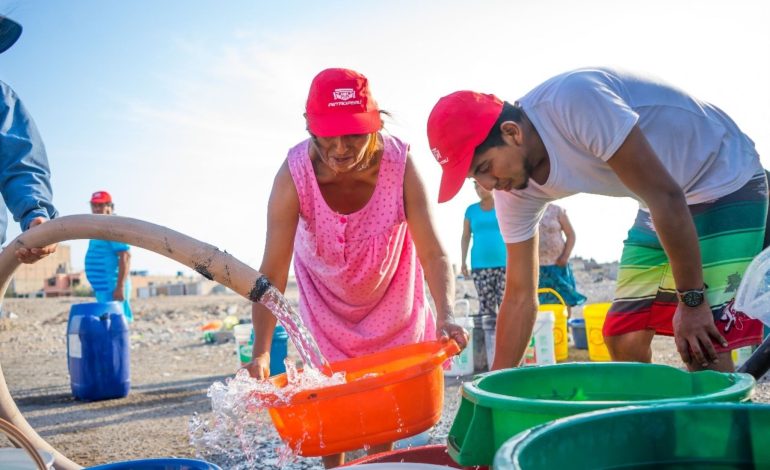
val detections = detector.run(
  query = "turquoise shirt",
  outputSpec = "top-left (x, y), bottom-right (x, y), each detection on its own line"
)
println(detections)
top-left (465, 203), bottom-right (507, 269)
top-left (85, 239), bottom-right (133, 322)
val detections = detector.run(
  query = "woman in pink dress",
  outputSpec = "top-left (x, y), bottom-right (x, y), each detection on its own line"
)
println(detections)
top-left (245, 68), bottom-right (468, 468)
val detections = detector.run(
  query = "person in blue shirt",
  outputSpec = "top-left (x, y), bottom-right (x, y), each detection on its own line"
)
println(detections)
top-left (0, 15), bottom-right (57, 263)
top-left (85, 191), bottom-right (133, 322)
top-left (461, 181), bottom-right (507, 318)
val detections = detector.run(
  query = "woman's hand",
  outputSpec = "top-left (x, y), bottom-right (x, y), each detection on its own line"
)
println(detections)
top-left (438, 320), bottom-right (469, 350)
top-left (461, 263), bottom-right (470, 278)
top-left (243, 352), bottom-right (271, 380)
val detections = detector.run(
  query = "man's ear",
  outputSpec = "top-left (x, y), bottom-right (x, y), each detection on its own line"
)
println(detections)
top-left (500, 120), bottom-right (522, 145)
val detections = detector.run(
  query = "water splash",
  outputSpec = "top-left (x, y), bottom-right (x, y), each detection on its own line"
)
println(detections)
top-left (190, 366), bottom-right (346, 464)
top-left (257, 283), bottom-right (331, 374)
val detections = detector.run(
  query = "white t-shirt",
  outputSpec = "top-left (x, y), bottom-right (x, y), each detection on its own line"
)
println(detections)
top-left (495, 67), bottom-right (762, 243)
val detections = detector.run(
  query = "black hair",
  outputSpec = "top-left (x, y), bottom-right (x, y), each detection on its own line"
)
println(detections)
top-left (474, 101), bottom-right (523, 157)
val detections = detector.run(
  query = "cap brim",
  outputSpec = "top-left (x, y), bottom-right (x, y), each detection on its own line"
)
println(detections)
top-left (437, 154), bottom-right (473, 203)
top-left (307, 111), bottom-right (382, 137)
top-left (0, 17), bottom-right (21, 54)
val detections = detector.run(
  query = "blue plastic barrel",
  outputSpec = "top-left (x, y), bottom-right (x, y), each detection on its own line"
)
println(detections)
top-left (247, 324), bottom-right (289, 375)
top-left (87, 458), bottom-right (222, 470)
top-left (67, 301), bottom-right (130, 401)
top-left (568, 318), bottom-right (588, 350)
top-left (270, 324), bottom-right (289, 375)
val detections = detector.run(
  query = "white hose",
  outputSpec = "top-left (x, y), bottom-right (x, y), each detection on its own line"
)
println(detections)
top-left (0, 214), bottom-right (270, 469)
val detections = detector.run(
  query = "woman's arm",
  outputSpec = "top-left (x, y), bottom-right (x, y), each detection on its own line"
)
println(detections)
top-left (555, 208), bottom-right (576, 267)
top-left (460, 217), bottom-right (471, 277)
top-left (403, 155), bottom-right (468, 348)
top-left (247, 160), bottom-right (300, 379)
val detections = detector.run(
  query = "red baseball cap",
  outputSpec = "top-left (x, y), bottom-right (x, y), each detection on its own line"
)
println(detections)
top-left (427, 91), bottom-right (504, 203)
top-left (305, 68), bottom-right (383, 137)
top-left (90, 191), bottom-right (112, 204)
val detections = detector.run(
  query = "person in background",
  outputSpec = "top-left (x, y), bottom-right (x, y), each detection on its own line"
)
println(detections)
top-left (537, 203), bottom-right (586, 316)
top-left (0, 15), bottom-right (57, 264)
top-left (85, 191), bottom-right (133, 322)
top-left (245, 68), bottom-right (468, 468)
top-left (460, 180), bottom-right (506, 336)
top-left (427, 67), bottom-right (766, 373)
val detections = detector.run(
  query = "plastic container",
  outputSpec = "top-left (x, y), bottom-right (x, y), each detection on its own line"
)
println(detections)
top-left (233, 323), bottom-right (288, 376)
top-left (481, 315), bottom-right (496, 368)
top-left (0, 448), bottom-right (54, 469)
top-left (494, 403), bottom-right (770, 469)
top-left (732, 345), bottom-right (757, 368)
top-left (86, 458), bottom-right (222, 469)
top-left (445, 300), bottom-right (474, 377)
top-left (568, 318), bottom-right (588, 350)
top-left (67, 302), bottom-right (130, 401)
top-left (233, 324), bottom-right (252, 367)
top-left (447, 362), bottom-right (755, 466)
top-left (343, 444), bottom-right (487, 469)
top-left (523, 311), bottom-right (556, 365)
top-left (583, 302), bottom-right (612, 361)
top-left (257, 339), bottom-right (460, 456)
top-left (735, 245), bottom-right (770, 326)
top-left (537, 288), bottom-right (568, 361)
top-left (470, 314), bottom-right (487, 372)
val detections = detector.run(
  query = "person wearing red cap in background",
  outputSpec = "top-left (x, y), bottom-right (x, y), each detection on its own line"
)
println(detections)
top-left (427, 67), bottom-right (766, 374)
top-left (246, 68), bottom-right (468, 468)
top-left (0, 15), bottom-right (58, 264)
top-left (85, 191), bottom-right (133, 322)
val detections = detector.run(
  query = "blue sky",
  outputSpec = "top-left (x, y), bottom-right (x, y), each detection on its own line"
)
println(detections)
top-left (1, 0), bottom-right (769, 275)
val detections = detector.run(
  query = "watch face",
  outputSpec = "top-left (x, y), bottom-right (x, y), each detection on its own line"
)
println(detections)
top-left (682, 291), bottom-right (704, 307)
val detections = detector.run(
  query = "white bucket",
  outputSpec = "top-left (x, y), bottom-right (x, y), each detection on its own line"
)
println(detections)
top-left (445, 300), bottom-right (475, 377)
top-left (233, 323), bottom-right (253, 367)
top-left (0, 448), bottom-right (54, 469)
top-left (482, 315), bottom-right (496, 368)
top-left (524, 310), bottom-right (556, 365)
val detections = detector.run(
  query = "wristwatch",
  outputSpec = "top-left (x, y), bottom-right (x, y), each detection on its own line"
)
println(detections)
top-left (677, 285), bottom-right (707, 308)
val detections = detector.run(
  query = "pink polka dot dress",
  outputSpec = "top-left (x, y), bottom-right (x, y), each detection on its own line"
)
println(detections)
top-left (287, 134), bottom-right (436, 362)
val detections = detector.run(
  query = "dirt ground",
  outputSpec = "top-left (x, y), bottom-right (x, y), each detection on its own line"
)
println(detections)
top-left (0, 277), bottom-right (768, 469)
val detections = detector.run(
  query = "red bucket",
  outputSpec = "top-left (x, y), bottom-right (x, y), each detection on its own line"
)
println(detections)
top-left (343, 444), bottom-right (488, 469)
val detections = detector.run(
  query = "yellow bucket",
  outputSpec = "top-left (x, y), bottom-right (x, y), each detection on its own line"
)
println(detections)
top-left (538, 288), bottom-right (569, 362)
top-left (583, 302), bottom-right (612, 361)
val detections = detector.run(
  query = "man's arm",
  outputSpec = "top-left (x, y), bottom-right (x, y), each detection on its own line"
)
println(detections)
top-left (113, 250), bottom-right (131, 301)
top-left (492, 235), bottom-right (540, 369)
top-left (606, 125), bottom-right (726, 366)
top-left (0, 83), bottom-right (57, 232)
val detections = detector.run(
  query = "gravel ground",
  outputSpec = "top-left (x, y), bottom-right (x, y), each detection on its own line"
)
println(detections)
top-left (0, 275), bottom-right (767, 469)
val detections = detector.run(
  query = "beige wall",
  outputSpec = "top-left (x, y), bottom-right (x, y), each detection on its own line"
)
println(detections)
top-left (11, 244), bottom-right (73, 295)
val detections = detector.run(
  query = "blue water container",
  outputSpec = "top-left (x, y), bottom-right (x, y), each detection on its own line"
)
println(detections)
top-left (87, 458), bottom-right (221, 470)
top-left (67, 301), bottom-right (130, 401)
top-left (568, 318), bottom-right (588, 350)
top-left (270, 324), bottom-right (288, 375)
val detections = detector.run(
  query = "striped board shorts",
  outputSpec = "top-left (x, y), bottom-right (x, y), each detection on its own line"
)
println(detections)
top-left (604, 172), bottom-right (768, 352)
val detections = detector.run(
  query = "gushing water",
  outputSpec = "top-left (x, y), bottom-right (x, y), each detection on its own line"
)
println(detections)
top-left (190, 281), bottom-right (341, 465)
top-left (258, 283), bottom-right (331, 374)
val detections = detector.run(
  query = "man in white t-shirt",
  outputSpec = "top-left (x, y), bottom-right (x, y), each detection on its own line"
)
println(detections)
top-left (427, 68), bottom-right (766, 372)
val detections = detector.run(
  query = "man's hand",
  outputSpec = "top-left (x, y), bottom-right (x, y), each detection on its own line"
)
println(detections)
top-left (113, 286), bottom-right (125, 301)
top-left (555, 254), bottom-right (569, 267)
top-left (672, 302), bottom-right (727, 367)
top-left (15, 217), bottom-right (57, 264)
top-left (438, 320), bottom-right (470, 350)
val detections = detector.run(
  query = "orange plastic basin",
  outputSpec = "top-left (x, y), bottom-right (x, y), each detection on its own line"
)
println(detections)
top-left (259, 339), bottom-right (460, 456)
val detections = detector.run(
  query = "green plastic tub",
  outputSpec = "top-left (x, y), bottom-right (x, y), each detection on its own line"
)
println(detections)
top-left (494, 403), bottom-right (770, 469)
top-left (448, 363), bottom-right (754, 466)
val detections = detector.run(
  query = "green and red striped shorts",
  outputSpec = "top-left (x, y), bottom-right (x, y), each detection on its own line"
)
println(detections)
top-left (604, 172), bottom-right (768, 352)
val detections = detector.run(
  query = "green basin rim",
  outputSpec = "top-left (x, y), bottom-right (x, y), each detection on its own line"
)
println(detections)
top-left (463, 362), bottom-right (755, 411)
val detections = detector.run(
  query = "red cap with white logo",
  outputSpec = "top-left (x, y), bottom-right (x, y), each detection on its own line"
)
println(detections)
top-left (90, 191), bottom-right (112, 204)
top-left (305, 68), bottom-right (383, 137)
top-left (427, 91), bottom-right (504, 203)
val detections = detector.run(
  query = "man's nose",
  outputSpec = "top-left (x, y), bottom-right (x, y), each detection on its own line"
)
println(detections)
top-left (474, 175), bottom-right (495, 192)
